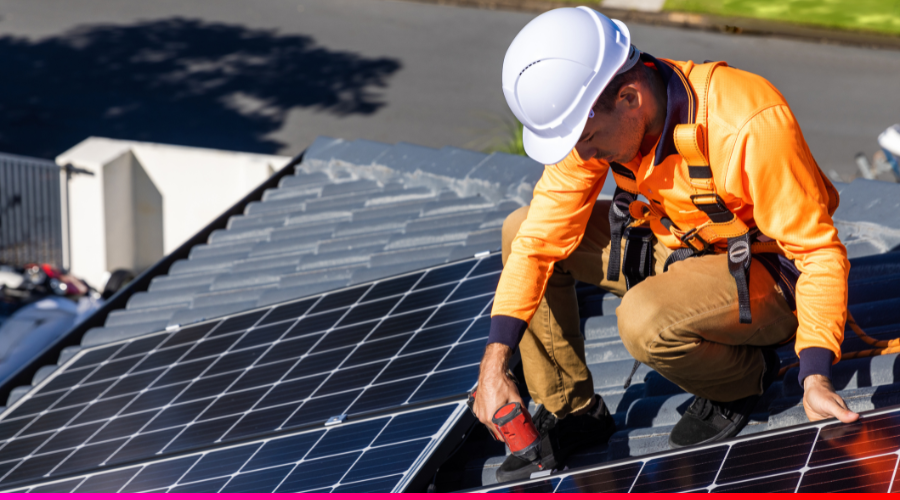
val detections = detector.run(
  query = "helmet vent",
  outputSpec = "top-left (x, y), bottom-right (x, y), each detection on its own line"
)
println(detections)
top-left (519, 60), bottom-right (542, 77)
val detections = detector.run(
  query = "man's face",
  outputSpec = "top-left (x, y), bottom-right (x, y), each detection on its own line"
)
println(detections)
top-left (573, 87), bottom-right (646, 165)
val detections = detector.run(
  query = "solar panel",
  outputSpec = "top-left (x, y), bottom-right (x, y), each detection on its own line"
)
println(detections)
top-left (0, 254), bottom-right (501, 490)
top-left (474, 405), bottom-right (900, 493)
top-left (2, 402), bottom-right (466, 492)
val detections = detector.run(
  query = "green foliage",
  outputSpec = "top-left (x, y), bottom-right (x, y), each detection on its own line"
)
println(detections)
top-left (490, 121), bottom-right (527, 157)
top-left (664, 0), bottom-right (900, 35)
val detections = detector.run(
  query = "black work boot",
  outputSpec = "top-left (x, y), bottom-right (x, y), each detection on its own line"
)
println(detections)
top-left (495, 394), bottom-right (617, 483)
top-left (668, 348), bottom-right (780, 449)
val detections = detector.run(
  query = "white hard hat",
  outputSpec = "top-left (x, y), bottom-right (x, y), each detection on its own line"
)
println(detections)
top-left (502, 7), bottom-right (639, 165)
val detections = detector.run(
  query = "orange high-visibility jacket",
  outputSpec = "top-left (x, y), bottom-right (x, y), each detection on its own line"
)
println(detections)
top-left (490, 56), bottom-right (849, 373)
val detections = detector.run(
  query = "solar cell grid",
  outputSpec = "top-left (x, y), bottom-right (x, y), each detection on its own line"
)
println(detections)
top-left (713, 473), bottom-right (801, 493)
top-left (1, 402), bottom-right (463, 493)
top-left (475, 404), bottom-right (900, 493)
top-left (798, 454), bottom-right (899, 493)
top-left (555, 462), bottom-right (641, 493)
top-left (489, 479), bottom-right (558, 493)
top-left (716, 428), bottom-right (817, 483)
top-left (809, 411), bottom-right (900, 466)
top-left (0, 255), bottom-right (499, 487)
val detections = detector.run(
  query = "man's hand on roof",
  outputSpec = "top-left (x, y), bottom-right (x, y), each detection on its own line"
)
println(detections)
top-left (474, 343), bottom-right (523, 432)
top-left (802, 374), bottom-right (859, 424)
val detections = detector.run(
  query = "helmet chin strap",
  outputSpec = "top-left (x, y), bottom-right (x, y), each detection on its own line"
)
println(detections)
top-left (616, 45), bottom-right (641, 76)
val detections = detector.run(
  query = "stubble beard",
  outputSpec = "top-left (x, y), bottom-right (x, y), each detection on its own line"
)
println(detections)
top-left (613, 112), bottom-right (647, 164)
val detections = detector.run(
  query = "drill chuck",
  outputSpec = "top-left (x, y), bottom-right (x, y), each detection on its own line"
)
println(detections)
top-left (491, 402), bottom-right (542, 463)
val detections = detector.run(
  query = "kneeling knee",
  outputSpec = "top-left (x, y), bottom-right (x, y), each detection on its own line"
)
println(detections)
top-left (616, 286), bottom-right (668, 359)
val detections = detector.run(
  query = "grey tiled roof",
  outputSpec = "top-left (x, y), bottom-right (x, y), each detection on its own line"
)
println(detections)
top-left (83, 137), bottom-right (541, 347)
top-left (831, 179), bottom-right (900, 258)
top-left (4, 137), bottom-right (542, 407)
top-left (467, 178), bottom-right (900, 488)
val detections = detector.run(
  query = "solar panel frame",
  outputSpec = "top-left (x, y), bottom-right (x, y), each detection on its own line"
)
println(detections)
top-left (0, 254), bottom-right (500, 490)
top-left (471, 404), bottom-right (900, 493)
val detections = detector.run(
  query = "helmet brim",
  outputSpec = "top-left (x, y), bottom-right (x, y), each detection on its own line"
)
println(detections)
top-left (522, 109), bottom-right (590, 166)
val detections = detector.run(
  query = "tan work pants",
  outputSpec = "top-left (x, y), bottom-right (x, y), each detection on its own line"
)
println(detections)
top-left (502, 202), bottom-right (798, 418)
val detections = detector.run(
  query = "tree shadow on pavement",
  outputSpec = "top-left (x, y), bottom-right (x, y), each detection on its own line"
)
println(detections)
top-left (0, 18), bottom-right (402, 158)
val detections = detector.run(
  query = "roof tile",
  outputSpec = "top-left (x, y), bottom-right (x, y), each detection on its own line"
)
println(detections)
top-left (209, 266), bottom-right (298, 291)
top-left (329, 138), bottom-right (392, 165)
top-left (126, 286), bottom-right (211, 310)
top-left (190, 286), bottom-right (276, 309)
top-left (373, 142), bottom-right (439, 173)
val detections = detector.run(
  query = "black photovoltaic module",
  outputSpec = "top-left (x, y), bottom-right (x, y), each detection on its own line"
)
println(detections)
top-left (475, 405), bottom-right (900, 493)
top-left (0, 254), bottom-right (502, 491)
top-left (4, 402), bottom-right (466, 493)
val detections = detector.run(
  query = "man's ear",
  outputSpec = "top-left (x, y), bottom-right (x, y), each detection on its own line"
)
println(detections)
top-left (617, 84), bottom-right (641, 111)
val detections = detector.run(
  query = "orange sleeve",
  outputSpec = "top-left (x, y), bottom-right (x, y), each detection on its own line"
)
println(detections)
top-left (739, 105), bottom-right (849, 362)
top-left (490, 152), bottom-right (609, 323)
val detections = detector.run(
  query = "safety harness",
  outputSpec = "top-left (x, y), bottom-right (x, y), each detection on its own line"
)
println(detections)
top-left (607, 61), bottom-right (756, 324)
top-left (608, 61), bottom-right (895, 391)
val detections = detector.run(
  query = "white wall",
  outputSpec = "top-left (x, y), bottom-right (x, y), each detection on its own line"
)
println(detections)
top-left (102, 150), bottom-right (165, 274)
top-left (57, 137), bottom-right (291, 290)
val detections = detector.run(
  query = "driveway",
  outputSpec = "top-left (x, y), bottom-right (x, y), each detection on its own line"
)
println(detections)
top-left (0, 0), bottom-right (897, 178)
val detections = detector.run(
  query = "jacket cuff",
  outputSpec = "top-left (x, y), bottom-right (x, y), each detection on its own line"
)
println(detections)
top-left (487, 315), bottom-right (529, 349)
top-left (797, 347), bottom-right (835, 387)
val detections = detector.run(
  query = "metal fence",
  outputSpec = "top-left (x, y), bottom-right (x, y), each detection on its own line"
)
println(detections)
top-left (0, 153), bottom-right (64, 268)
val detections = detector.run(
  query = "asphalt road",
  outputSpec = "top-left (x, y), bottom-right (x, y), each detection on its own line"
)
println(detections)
top-left (0, 0), bottom-right (898, 179)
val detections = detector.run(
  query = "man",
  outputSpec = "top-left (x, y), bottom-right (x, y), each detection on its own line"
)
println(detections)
top-left (473, 6), bottom-right (859, 483)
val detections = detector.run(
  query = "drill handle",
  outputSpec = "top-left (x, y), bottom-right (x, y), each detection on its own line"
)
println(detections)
top-left (466, 389), bottom-right (506, 442)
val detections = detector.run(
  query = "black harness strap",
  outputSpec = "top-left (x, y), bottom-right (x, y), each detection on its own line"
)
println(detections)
top-left (663, 247), bottom-right (696, 272)
top-left (660, 216), bottom-right (700, 272)
top-left (727, 233), bottom-right (753, 323)
top-left (690, 194), bottom-right (753, 324)
top-left (607, 162), bottom-right (638, 283)
top-left (690, 193), bottom-right (734, 224)
top-left (622, 226), bottom-right (654, 289)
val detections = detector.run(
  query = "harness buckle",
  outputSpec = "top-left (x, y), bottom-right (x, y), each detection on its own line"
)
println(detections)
top-left (679, 227), bottom-right (710, 253)
top-left (689, 193), bottom-right (724, 207)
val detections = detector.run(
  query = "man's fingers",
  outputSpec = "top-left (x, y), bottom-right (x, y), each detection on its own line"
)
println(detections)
top-left (803, 402), bottom-right (825, 422)
top-left (828, 395), bottom-right (859, 423)
top-left (836, 410), bottom-right (860, 424)
top-left (474, 397), bottom-right (494, 426)
top-left (804, 386), bottom-right (860, 424)
top-left (473, 375), bottom-right (521, 428)
top-left (808, 392), bottom-right (859, 423)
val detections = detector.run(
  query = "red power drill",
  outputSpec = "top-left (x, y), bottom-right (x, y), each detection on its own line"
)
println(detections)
top-left (467, 389), bottom-right (543, 464)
